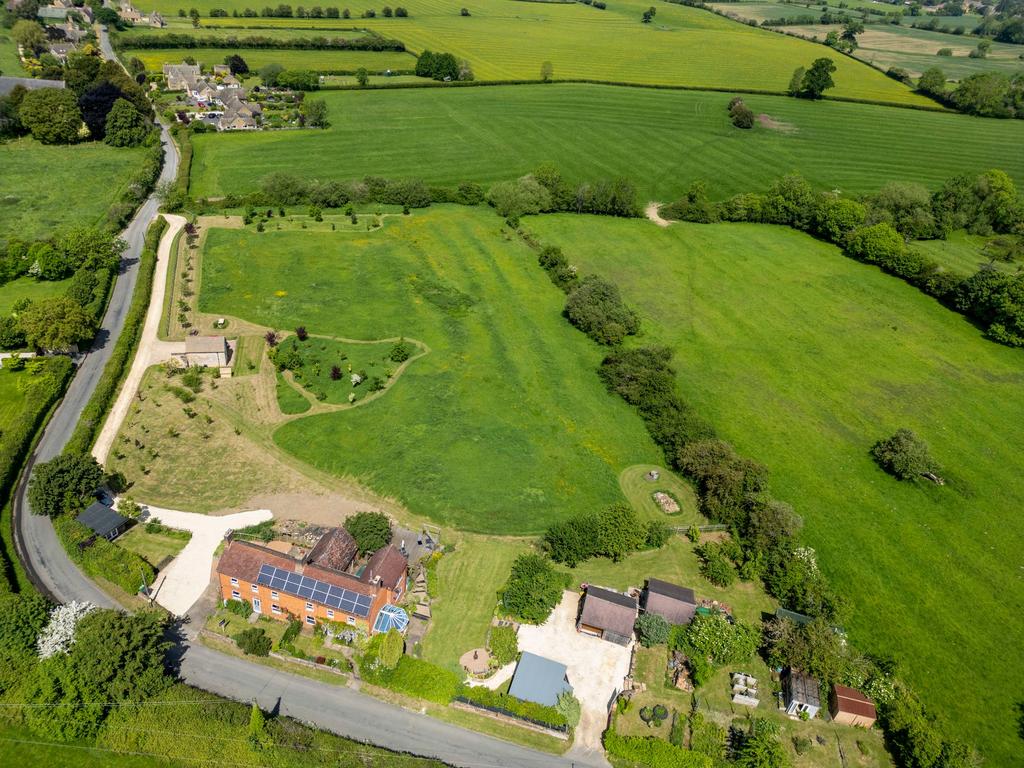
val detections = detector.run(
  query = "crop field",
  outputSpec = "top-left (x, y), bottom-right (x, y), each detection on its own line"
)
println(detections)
top-left (782, 23), bottom-right (1024, 78)
top-left (197, 206), bottom-right (661, 532)
top-left (0, 138), bottom-right (146, 240)
top-left (126, 46), bottom-right (416, 72)
top-left (145, 0), bottom-right (929, 102)
top-left (525, 213), bottom-right (1024, 766)
top-left (190, 83), bottom-right (1024, 203)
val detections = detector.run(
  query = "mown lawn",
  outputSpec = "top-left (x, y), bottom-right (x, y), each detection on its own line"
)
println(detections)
top-left (526, 213), bottom-right (1024, 766)
top-left (189, 83), bottom-right (1024, 202)
top-left (198, 206), bottom-right (661, 533)
top-left (911, 230), bottom-right (1019, 277)
top-left (144, 0), bottom-right (928, 102)
top-left (419, 536), bottom-right (527, 671)
top-left (126, 46), bottom-right (416, 73)
top-left (0, 139), bottom-right (145, 240)
top-left (0, 368), bottom-right (28, 436)
top-left (0, 276), bottom-right (72, 317)
top-left (117, 525), bottom-right (191, 569)
top-left (0, 33), bottom-right (23, 75)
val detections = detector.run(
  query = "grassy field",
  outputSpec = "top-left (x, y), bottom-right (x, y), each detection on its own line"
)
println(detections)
top-left (0, 139), bottom-right (145, 240)
top-left (0, 368), bottom-right (29, 436)
top-left (912, 230), bottom-right (1020, 277)
top-left (781, 23), bottom-right (1024, 78)
top-left (0, 276), bottom-right (72, 317)
top-left (0, 33), bottom-right (23, 76)
top-left (197, 206), bottom-right (661, 533)
top-left (117, 524), bottom-right (191, 569)
top-left (526, 214), bottom-right (1024, 766)
top-left (274, 335), bottom-right (409, 405)
top-left (189, 84), bottom-right (1024, 203)
top-left (127, 46), bottom-right (416, 72)
top-left (143, 0), bottom-right (929, 102)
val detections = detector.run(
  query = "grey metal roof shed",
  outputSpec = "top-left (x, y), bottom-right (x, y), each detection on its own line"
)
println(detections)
top-left (508, 652), bottom-right (572, 707)
top-left (76, 502), bottom-right (130, 540)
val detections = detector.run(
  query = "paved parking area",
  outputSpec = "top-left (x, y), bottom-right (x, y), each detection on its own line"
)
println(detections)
top-left (517, 591), bottom-right (632, 759)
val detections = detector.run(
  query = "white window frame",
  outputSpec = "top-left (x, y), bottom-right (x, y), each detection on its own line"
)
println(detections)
top-left (251, 583), bottom-right (259, 593)
top-left (231, 590), bottom-right (240, 599)
top-left (230, 577), bottom-right (238, 586)
top-left (347, 616), bottom-right (356, 626)
top-left (271, 591), bottom-right (279, 599)
top-left (305, 602), bottom-right (314, 612)
top-left (326, 609), bottom-right (335, 619)
top-left (271, 604), bottom-right (282, 615)
top-left (305, 616), bottom-right (315, 626)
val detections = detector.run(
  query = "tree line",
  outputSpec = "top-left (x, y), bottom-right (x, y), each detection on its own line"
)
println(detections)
top-left (660, 170), bottom-right (1024, 347)
top-left (118, 32), bottom-right (406, 51)
top-left (515, 213), bottom-right (978, 764)
top-left (185, 4), bottom-right (409, 18)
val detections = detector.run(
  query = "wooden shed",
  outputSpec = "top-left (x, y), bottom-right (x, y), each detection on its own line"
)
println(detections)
top-left (829, 684), bottom-right (877, 728)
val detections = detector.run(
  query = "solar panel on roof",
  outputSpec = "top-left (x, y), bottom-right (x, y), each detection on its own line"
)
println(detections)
top-left (254, 564), bottom-right (371, 616)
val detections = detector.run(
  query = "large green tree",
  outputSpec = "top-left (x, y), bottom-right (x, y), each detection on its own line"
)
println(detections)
top-left (18, 296), bottom-right (93, 351)
top-left (343, 511), bottom-right (392, 554)
top-left (12, 20), bottom-right (47, 56)
top-left (104, 97), bottom-right (148, 147)
top-left (28, 453), bottom-right (104, 518)
top-left (800, 58), bottom-right (837, 99)
top-left (23, 610), bottom-right (170, 740)
top-left (871, 428), bottom-right (938, 480)
top-left (500, 554), bottom-right (570, 624)
top-left (18, 88), bottom-right (83, 144)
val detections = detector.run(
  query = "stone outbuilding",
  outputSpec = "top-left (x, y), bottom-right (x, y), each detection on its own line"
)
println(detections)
top-left (577, 585), bottom-right (637, 645)
top-left (180, 335), bottom-right (230, 368)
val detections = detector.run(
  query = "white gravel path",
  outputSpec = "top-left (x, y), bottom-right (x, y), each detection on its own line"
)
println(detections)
top-left (93, 214), bottom-right (188, 465)
top-left (136, 503), bottom-right (273, 616)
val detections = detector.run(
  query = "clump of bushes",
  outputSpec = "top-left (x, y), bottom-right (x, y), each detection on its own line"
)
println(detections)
top-left (871, 428), bottom-right (938, 480)
top-left (343, 511), bottom-right (392, 554)
top-left (488, 625), bottom-right (518, 665)
top-left (543, 503), bottom-right (668, 566)
top-left (456, 686), bottom-right (569, 729)
top-left (234, 628), bottom-right (272, 656)
top-left (635, 612), bottom-right (670, 648)
top-left (388, 340), bottom-right (413, 362)
top-left (727, 96), bottom-right (755, 129)
top-left (564, 275), bottom-right (640, 345)
top-left (499, 554), bottom-right (570, 624)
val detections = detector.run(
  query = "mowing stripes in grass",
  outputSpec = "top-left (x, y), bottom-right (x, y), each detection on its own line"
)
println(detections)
top-left (198, 206), bottom-right (661, 532)
top-left (189, 84), bottom-right (1024, 204)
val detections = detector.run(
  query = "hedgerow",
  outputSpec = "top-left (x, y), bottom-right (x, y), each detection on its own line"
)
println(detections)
top-left (455, 685), bottom-right (568, 730)
top-left (52, 515), bottom-right (155, 596)
top-left (64, 218), bottom-right (167, 457)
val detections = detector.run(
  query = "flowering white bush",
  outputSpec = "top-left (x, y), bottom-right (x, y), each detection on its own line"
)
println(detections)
top-left (37, 601), bottom-right (97, 659)
top-left (350, 373), bottom-right (363, 386)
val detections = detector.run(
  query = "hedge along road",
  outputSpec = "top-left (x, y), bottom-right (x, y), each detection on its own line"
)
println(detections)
top-left (9, 30), bottom-right (593, 768)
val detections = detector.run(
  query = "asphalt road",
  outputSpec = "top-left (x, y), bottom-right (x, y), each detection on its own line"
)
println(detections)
top-left (10, 34), bottom-right (601, 768)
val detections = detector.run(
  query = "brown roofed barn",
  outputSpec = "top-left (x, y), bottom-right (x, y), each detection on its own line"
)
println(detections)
top-left (642, 578), bottom-right (697, 625)
top-left (830, 684), bottom-right (877, 728)
top-left (577, 586), bottom-right (637, 645)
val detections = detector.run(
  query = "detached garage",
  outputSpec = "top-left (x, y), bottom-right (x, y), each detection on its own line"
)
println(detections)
top-left (577, 586), bottom-right (637, 645)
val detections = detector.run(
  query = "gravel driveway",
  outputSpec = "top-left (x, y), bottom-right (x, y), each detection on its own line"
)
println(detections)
top-left (136, 503), bottom-right (272, 615)
top-left (518, 591), bottom-right (632, 760)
